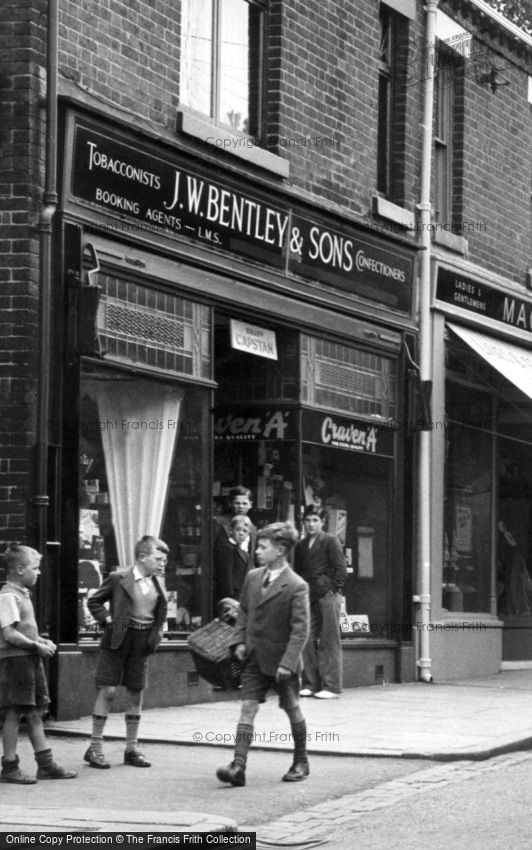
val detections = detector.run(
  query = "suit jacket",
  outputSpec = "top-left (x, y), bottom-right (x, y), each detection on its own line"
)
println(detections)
top-left (88, 567), bottom-right (167, 653)
top-left (233, 566), bottom-right (310, 676)
top-left (214, 514), bottom-right (257, 558)
top-left (213, 534), bottom-right (250, 603)
top-left (294, 531), bottom-right (347, 602)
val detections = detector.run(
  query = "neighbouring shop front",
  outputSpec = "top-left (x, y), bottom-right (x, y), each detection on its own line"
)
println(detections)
top-left (48, 107), bottom-right (418, 719)
top-left (430, 263), bottom-right (532, 680)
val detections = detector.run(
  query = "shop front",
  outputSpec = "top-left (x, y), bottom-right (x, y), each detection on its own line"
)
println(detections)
top-left (430, 264), bottom-right (532, 680)
top-left (50, 107), bottom-right (417, 718)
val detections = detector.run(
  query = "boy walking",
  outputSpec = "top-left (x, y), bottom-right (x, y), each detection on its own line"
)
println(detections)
top-left (0, 544), bottom-right (77, 784)
top-left (216, 522), bottom-right (310, 786)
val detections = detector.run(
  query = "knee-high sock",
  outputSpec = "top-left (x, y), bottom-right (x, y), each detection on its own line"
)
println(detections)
top-left (90, 714), bottom-right (107, 752)
top-left (287, 706), bottom-right (308, 763)
top-left (234, 722), bottom-right (254, 767)
top-left (125, 714), bottom-right (141, 752)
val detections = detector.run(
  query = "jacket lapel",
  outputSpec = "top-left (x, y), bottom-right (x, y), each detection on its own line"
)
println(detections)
top-left (119, 569), bottom-right (136, 599)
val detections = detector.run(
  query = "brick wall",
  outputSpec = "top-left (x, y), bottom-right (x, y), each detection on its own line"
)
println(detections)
top-left (461, 55), bottom-right (531, 283)
top-left (0, 0), bottom-right (46, 545)
top-left (58, 0), bottom-right (181, 134)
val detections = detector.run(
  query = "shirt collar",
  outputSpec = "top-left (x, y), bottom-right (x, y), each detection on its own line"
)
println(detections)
top-left (4, 580), bottom-right (30, 597)
top-left (133, 565), bottom-right (151, 582)
top-left (264, 565), bottom-right (285, 582)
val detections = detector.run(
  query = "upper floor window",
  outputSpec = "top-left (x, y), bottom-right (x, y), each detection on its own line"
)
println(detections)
top-left (434, 47), bottom-right (464, 227)
top-left (377, 4), bottom-right (408, 202)
top-left (180, 0), bottom-right (265, 138)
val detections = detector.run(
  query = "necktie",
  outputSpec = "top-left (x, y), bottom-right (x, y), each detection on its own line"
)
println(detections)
top-left (262, 571), bottom-right (271, 588)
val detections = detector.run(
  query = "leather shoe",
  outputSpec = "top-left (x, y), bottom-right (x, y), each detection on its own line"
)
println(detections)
top-left (84, 747), bottom-right (110, 769)
top-left (216, 761), bottom-right (246, 787)
top-left (282, 761), bottom-right (309, 782)
top-left (299, 688), bottom-right (315, 697)
top-left (124, 749), bottom-right (151, 768)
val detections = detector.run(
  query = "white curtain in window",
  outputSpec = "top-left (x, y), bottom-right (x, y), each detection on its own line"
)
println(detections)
top-left (95, 378), bottom-right (183, 566)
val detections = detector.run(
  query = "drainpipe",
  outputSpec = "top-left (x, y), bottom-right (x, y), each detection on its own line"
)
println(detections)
top-left (33, 0), bottom-right (58, 568)
top-left (415, 0), bottom-right (439, 683)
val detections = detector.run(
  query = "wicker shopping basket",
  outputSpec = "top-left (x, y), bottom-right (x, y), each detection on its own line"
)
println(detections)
top-left (187, 619), bottom-right (241, 690)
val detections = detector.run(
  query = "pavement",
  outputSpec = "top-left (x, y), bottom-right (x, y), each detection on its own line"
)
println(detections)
top-left (47, 665), bottom-right (532, 761)
top-left (2, 666), bottom-right (532, 843)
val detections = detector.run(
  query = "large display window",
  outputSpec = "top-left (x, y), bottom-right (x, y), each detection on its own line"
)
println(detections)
top-left (443, 379), bottom-right (494, 613)
top-left (75, 273), bottom-right (212, 639)
top-left (302, 442), bottom-right (393, 635)
top-left (78, 369), bottom-right (211, 637)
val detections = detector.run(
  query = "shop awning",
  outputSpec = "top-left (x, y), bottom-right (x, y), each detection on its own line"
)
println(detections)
top-left (448, 322), bottom-right (532, 400)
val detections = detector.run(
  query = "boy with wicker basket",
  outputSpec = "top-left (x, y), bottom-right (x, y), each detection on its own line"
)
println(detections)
top-left (216, 522), bottom-right (310, 786)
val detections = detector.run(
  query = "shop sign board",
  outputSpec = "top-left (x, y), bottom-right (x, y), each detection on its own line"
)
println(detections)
top-left (71, 122), bottom-right (288, 268)
top-left (230, 320), bottom-right (278, 360)
top-left (436, 267), bottom-right (532, 338)
top-left (214, 407), bottom-right (295, 441)
top-left (302, 411), bottom-right (395, 457)
top-left (288, 215), bottom-right (412, 313)
top-left (67, 116), bottom-right (414, 313)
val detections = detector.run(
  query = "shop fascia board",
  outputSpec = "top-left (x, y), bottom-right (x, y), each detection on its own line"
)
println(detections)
top-left (433, 252), bottom-right (530, 295)
top-left (81, 229), bottom-right (408, 353)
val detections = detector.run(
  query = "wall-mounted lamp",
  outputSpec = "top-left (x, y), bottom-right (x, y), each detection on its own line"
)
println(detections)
top-left (476, 65), bottom-right (510, 93)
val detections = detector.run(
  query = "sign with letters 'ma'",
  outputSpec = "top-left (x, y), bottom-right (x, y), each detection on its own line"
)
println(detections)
top-left (436, 267), bottom-right (532, 339)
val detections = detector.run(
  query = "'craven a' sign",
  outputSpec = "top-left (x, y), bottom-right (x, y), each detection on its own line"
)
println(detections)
top-left (302, 411), bottom-right (395, 457)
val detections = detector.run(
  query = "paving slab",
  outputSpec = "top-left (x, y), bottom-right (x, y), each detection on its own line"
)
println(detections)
top-left (0, 805), bottom-right (237, 833)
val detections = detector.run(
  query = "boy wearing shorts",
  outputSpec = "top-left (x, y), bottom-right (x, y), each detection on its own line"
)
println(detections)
top-left (216, 522), bottom-right (310, 786)
top-left (0, 544), bottom-right (77, 784)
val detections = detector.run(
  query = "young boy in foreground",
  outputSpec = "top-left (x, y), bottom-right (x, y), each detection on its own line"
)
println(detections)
top-left (0, 544), bottom-right (77, 784)
top-left (216, 522), bottom-right (310, 786)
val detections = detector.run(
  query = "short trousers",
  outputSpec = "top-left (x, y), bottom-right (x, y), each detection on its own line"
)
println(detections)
top-left (240, 651), bottom-right (300, 710)
top-left (95, 627), bottom-right (152, 692)
top-left (0, 655), bottom-right (50, 710)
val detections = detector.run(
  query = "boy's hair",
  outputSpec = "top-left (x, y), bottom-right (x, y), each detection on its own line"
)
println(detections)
top-left (229, 485), bottom-right (252, 501)
top-left (230, 515), bottom-right (251, 529)
top-left (3, 542), bottom-right (40, 573)
top-left (257, 522), bottom-right (299, 554)
top-left (134, 535), bottom-right (169, 559)
top-left (302, 504), bottom-right (328, 521)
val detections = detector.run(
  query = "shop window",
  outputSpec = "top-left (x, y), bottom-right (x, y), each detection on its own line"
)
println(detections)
top-left (377, 4), bottom-right (408, 203)
top-left (95, 275), bottom-right (211, 380)
top-left (180, 0), bottom-right (265, 138)
top-left (78, 370), bottom-right (210, 638)
top-left (443, 380), bottom-right (494, 613)
top-left (301, 336), bottom-right (396, 420)
top-left (434, 47), bottom-right (464, 227)
top-left (302, 445), bottom-right (394, 638)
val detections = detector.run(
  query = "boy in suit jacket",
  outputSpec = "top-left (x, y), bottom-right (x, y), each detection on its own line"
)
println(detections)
top-left (294, 505), bottom-right (347, 698)
top-left (85, 535), bottom-right (168, 769)
top-left (213, 515), bottom-right (252, 605)
top-left (216, 523), bottom-right (310, 786)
